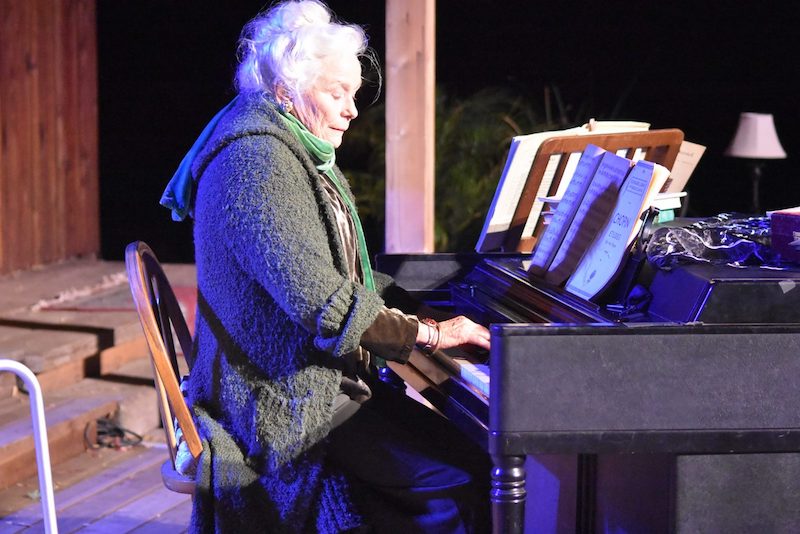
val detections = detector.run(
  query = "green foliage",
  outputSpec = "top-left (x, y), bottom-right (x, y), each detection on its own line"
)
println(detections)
top-left (434, 88), bottom-right (538, 250)
top-left (338, 86), bottom-right (576, 253)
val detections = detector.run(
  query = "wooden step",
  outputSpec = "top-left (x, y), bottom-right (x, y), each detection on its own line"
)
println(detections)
top-left (0, 358), bottom-right (160, 492)
top-left (0, 388), bottom-right (118, 492)
top-left (0, 258), bottom-right (197, 397)
top-left (0, 374), bottom-right (15, 399)
top-left (0, 300), bottom-right (148, 397)
top-left (0, 259), bottom-right (130, 316)
top-left (0, 258), bottom-right (196, 507)
top-left (0, 438), bottom-right (165, 521)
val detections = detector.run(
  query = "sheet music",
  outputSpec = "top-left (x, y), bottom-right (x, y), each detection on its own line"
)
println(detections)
top-left (476, 134), bottom-right (549, 251)
top-left (476, 127), bottom-right (585, 252)
top-left (528, 145), bottom-right (607, 277)
top-left (544, 150), bottom-right (632, 285)
top-left (661, 140), bottom-right (706, 193)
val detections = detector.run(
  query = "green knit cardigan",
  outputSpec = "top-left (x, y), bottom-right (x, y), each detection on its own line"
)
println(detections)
top-left (187, 92), bottom-right (400, 532)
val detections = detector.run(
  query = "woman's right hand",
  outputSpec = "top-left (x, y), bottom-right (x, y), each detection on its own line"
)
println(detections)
top-left (416, 315), bottom-right (490, 352)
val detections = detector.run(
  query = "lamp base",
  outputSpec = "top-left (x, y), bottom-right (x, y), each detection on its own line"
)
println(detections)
top-left (749, 161), bottom-right (765, 214)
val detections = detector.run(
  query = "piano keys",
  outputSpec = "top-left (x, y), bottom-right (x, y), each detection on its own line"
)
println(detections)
top-left (453, 358), bottom-right (489, 397)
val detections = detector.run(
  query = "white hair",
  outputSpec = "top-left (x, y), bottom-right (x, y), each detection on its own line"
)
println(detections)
top-left (235, 0), bottom-right (376, 102)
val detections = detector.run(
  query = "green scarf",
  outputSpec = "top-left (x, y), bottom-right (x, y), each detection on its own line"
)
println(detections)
top-left (278, 110), bottom-right (375, 292)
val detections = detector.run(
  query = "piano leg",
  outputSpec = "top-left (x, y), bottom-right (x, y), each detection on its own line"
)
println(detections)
top-left (490, 454), bottom-right (526, 534)
top-left (575, 453), bottom-right (597, 533)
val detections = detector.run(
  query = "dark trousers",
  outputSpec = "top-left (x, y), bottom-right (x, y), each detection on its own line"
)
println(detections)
top-left (326, 375), bottom-right (491, 533)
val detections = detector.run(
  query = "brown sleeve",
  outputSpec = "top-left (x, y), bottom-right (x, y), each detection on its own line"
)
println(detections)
top-left (360, 307), bottom-right (418, 363)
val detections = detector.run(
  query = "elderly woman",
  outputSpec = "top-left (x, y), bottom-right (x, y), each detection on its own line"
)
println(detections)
top-left (161, 1), bottom-right (491, 532)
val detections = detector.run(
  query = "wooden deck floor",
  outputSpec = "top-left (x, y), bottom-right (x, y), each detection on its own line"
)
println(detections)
top-left (0, 444), bottom-right (191, 533)
top-left (0, 256), bottom-right (198, 533)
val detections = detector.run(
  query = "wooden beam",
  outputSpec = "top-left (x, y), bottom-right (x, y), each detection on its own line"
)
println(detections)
top-left (384, 0), bottom-right (436, 253)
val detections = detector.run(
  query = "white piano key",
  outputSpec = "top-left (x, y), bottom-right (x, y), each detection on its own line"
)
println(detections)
top-left (454, 358), bottom-right (490, 397)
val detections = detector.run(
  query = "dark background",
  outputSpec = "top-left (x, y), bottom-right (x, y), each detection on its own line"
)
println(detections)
top-left (97, 1), bottom-right (800, 263)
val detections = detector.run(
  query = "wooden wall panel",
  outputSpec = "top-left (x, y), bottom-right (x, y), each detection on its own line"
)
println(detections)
top-left (0, 0), bottom-right (98, 276)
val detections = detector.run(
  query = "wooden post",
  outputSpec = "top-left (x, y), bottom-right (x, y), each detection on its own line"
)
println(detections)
top-left (384, 0), bottom-right (435, 253)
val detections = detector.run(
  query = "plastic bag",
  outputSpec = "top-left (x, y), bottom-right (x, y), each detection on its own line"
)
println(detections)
top-left (645, 213), bottom-right (781, 270)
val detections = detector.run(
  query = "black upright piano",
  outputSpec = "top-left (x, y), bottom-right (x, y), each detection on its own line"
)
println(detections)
top-left (377, 252), bottom-right (800, 533)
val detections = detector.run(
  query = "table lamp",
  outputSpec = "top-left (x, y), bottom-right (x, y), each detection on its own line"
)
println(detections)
top-left (724, 112), bottom-right (786, 214)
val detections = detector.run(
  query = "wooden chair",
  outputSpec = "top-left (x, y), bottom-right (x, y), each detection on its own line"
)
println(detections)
top-left (125, 240), bottom-right (202, 495)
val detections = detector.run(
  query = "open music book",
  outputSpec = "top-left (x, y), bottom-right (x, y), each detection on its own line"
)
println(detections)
top-left (477, 124), bottom-right (702, 255)
top-left (475, 120), bottom-right (650, 253)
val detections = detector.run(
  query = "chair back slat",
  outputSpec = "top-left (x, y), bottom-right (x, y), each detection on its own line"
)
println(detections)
top-left (142, 254), bottom-right (194, 371)
top-left (153, 369), bottom-right (179, 464)
top-left (125, 241), bottom-right (203, 465)
top-left (156, 288), bottom-right (182, 379)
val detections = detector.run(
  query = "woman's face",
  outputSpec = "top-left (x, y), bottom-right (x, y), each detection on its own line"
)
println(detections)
top-left (293, 55), bottom-right (361, 148)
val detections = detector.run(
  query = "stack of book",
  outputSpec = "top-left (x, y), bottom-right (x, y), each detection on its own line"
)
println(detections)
top-left (527, 143), bottom-right (669, 300)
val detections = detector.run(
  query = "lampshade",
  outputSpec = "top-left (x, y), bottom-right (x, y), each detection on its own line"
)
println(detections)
top-left (725, 112), bottom-right (787, 159)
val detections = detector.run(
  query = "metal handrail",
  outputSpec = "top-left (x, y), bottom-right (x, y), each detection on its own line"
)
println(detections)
top-left (0, 359), bottom-right (58, 534)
